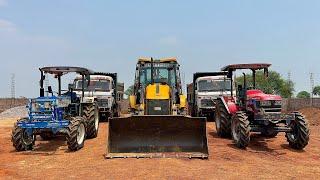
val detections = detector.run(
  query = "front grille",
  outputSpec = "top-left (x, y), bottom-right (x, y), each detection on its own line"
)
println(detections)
top-left (97, 99), bottom-right (108, 108)
top-left (146, 100), bottom-right (170, 115)
top-left (201, 99), bottom-right (215, 107)
top-left (262, 107), bottom-right (282, 113)
top-left (257, 101), bottom-right (282, 113)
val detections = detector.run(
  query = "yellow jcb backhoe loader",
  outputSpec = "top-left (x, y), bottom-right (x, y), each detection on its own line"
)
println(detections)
top-left (106, 58), bottom-right (208, 159)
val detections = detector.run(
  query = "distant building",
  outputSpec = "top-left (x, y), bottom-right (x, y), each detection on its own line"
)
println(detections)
top-left (117, 83), bottom-right (124, 101)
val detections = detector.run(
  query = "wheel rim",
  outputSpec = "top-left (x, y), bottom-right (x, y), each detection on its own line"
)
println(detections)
top-left (287, 122), bottom-right (298, 142)
top-left (95, 108), bottom-right (99, 131)
top-left (232, 120), bottom-right (240, 142)
top-left (77, 123), bottom-right (85, 145)
top-left (22, 130), bottom-right (34, 145)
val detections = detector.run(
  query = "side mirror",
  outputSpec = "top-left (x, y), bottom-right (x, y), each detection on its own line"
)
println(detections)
top-left (48, 86), bottom-right (53, 94)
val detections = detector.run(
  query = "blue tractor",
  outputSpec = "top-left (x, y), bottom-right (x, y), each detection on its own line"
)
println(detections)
top-left (11, 66), bottom-right (99, 151)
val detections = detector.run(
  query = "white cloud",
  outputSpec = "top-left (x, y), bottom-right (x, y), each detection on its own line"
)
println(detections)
top-left (0, 0), bottom-right (8, 7)
top-left (0, 19), bottom-right (17, 32)
top-left (159, 36), bottom-right (178, 46)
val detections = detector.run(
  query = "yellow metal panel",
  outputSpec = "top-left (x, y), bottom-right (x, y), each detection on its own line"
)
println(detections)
top-left (129, 95), bottom-right (136, 109)
top-left (146, 84), bottom-right (170, 100)
top-left (159, 57), bottom-right (177, 63)
top-left (138, 57), bottom-right (177, 63)
top-left (179, 94), bottom-right (187, 108)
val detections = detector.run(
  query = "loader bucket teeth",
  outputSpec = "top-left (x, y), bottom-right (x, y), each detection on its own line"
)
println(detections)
top-left (106, 115), bottom-right (209, 159)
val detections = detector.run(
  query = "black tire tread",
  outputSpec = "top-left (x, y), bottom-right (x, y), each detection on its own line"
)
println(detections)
top-left (66, 116), bottom-right (85, 151)
top-left (11, 118), bottom-right (34, 151)
top-left (286, 113), bottom-right (310, 150)
top-left (232, 112), bottom-right (250, 149)
top-left (82, 105), bottom-right (98, 139)
top-left (215, 100), bottom-right (231, 138)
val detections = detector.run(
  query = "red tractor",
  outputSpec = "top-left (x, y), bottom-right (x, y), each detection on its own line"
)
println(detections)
top-left (215, 63), bottom-right (310, 149)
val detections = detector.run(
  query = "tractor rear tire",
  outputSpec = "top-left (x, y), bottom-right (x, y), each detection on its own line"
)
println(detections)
top-left (67, 117), bottom-right (86, 151)
top-left (83, 104), bottom-right (99, 139)
top-left (286, 113), bottom-right (310, 150)
top-left (40, 132), bottom-right (56, 140)
top-left (231, 112), bottom-right (250, 149)
top-left (11, 118), bottom-right (35, 151)
top-left (215, 100), bottom-right (231, 138)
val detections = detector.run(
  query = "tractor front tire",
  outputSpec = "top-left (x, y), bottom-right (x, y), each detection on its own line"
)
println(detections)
top-left (83, 104), bottom-right (99, 139)
top-left (231, 112), bottom-right (250, 149)
top-left (286, 113), bottom-right (310, 150)
top-left (11, 118), bottom-right (35, 151)
top-left (67, 117), bottom-right (86, 151)
top-left (215, 100), bottom-right (231, 138)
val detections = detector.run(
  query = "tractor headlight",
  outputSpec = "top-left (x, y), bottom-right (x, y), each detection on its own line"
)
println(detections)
top-left (32, 103), bottom-right (40, 111)
top-left (44, 102), bottom-right (52, 109)
top-left (274, 101), bottom-right (282, 106)
top-left (260, 101), bottom-right (272, 107)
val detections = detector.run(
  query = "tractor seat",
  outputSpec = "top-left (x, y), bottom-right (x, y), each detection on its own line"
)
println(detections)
top-left (63, 91), bottom-right (78, 103)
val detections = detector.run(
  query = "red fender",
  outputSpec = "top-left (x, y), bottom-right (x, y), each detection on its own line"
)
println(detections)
top-left (218, 96), bottom-right (238, 115)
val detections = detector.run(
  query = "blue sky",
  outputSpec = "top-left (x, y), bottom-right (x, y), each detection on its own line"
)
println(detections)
top-left (0, 0), bottom-right (319, 97)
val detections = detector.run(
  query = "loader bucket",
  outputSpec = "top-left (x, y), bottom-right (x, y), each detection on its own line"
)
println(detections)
top-left (106, 115), bottom-right (208, 159)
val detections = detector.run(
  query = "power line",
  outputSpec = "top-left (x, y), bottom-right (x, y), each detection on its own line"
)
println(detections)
top-left (287, 71), bottom-right (292, 98)
top-left (10, 73), bottom-right (15, 106)
top-left (11, 73), bottom-right (15, 98)
top-left (310, 72), bottom-right (314, 97)
top-left (310, 72), bottom-right (314, 106)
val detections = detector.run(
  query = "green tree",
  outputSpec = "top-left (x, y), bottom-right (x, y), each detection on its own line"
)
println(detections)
top-left (312, 85), bottom-right (320, 96)
top-left (280, 80), bottom-right (295, 98)
top-left (124, 85), bottom-right (134, 96)
top-left (235, 70), bottom-right (294, 98)
top-left (297, 91), bottom-right (311, 98)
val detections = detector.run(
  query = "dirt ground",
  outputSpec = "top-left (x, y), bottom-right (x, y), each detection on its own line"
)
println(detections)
top-left (0, 113), bottom-right (320, 180)
top-left (299, 107), bottom-right (320, 126)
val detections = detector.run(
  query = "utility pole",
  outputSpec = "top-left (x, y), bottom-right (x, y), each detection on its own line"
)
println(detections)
top-left (310, 72), bottom-right (314, 106)
top-left (287, 71), bottom-right (291, 83)
top-left (287, 71), bottom-right (292, 111)
top-left (287, 71), bottom-right (292, 98)
top-left (11, 73), bottom-right (16, 107)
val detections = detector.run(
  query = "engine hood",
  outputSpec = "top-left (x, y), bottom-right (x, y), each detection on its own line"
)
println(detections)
top-left (246, 90), bottom-right (282, 101)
